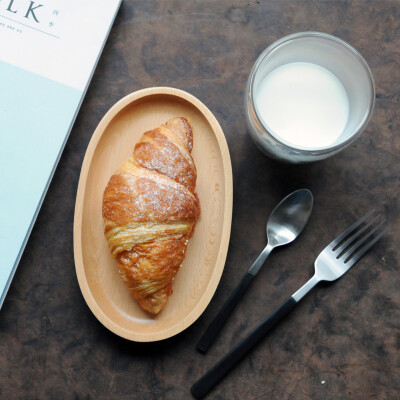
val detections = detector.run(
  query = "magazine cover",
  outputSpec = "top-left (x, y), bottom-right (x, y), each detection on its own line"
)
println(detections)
top-left (0, 0), bottom-right (121, 307)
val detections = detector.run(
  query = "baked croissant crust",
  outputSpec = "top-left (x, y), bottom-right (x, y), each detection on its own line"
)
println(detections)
top-left (102, 117), bottom-right (201, 314)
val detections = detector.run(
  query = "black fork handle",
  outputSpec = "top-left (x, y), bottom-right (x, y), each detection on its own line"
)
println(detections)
top-left (191, 297), bottom-right (298, 399)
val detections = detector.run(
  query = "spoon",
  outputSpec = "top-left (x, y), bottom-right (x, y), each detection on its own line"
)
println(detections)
top-left (196, 188), bottom-right (313, 354)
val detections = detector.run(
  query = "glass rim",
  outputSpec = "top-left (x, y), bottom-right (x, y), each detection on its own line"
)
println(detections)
top-left (248, 31), bottom-right (376, 154)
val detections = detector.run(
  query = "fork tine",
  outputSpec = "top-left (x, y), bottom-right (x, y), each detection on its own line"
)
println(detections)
top-left (334, 214), bottom-right (381, 255)
top-left (345, 225), bottom-right (389, 267)
top-left (329, 210), bottom-right (375, 249)
top-left (341, 219), bottom-right (386, 261)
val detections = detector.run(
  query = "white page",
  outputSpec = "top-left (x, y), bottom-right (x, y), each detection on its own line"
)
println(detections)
top-left (0, 0), bottom-right (121, 308)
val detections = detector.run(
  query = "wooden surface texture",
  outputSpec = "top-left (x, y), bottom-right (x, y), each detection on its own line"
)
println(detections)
top-left (1, 1), bottom-right (399, 399)
top-left (73, 87), bottom-right (232, 342)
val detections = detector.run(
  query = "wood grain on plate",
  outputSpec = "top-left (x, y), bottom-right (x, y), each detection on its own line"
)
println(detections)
top-left (73, 87), bottom-right (233, 341)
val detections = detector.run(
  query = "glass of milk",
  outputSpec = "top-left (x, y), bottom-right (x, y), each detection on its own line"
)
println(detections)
top-left (245, 32), bottom-right (375, 163)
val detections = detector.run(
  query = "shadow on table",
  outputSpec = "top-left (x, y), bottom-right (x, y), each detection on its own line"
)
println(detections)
top-left (96, 314), bottom-right (199, 358)
top-left (236, 133), bottom-right (338, 199)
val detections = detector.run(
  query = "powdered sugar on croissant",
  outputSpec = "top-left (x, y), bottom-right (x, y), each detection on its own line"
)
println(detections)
top-left (102, 117), bottom-right (200, 314)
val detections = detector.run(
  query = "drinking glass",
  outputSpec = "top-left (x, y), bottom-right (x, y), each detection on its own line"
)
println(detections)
top-left (245, 32), bottom-right (375, 163)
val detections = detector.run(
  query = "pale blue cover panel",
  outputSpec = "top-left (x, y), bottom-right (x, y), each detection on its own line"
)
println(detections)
top-left (0, 60), bottom-right (82, 305)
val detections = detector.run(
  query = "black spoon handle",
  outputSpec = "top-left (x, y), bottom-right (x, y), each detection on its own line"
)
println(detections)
top-left (196, 272), bottom-right (255, 353)
top-left (191, 297), bottom-right (297, 399)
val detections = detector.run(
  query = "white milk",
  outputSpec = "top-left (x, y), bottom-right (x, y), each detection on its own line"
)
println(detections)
top-left (255, 62), bottom-right (350, 148)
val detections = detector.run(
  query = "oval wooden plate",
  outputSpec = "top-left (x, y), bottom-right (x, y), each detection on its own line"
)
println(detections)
top-left (73, 87), bottom-right (233, 342)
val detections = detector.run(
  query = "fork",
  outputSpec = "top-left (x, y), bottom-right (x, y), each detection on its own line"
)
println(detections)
top-left (191, 210), bottom-right (389, 399)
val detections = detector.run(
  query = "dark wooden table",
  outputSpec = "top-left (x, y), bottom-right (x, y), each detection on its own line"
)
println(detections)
top-left (1, 1), bottom-right (399, 399)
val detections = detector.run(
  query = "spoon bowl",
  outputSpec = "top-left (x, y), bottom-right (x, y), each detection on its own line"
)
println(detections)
top-left (267, 189), bottom-right (313, 247)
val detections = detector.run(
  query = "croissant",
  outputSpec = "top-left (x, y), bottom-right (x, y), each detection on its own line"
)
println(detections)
top-left (102, 117), bottom-right (201, 314)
